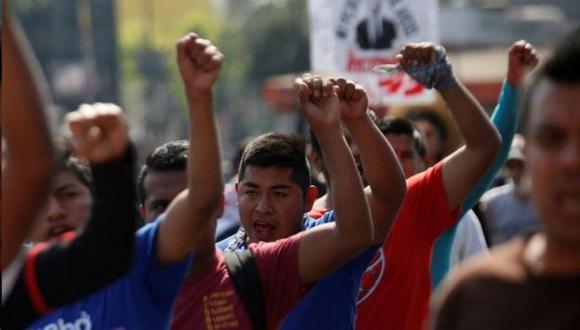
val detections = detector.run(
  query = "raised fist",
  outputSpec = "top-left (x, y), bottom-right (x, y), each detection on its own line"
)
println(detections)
top-left (294, 74), bottom-right (341, 131)
top-left (65, 103), bottom-right (129, 164)
top-left (397, 42), bottom-right (457, 91)
top-left (330, 78), bottom-right (369, 122)
top-left (176, 33), bottom-right (224, 91)
top-left (507, 40), bottom-right (539, 88)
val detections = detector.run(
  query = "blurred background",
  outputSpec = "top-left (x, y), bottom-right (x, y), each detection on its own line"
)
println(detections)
top-left (15, 0), bottom-right (579, 168)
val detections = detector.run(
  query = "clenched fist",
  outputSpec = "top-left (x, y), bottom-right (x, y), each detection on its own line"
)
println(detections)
top-left (176, 33), bottom-right (224, 91)
top-left (65, 103), bottom-right (129, 164)
top-left (507, 40), bottom-right (539, 88)
top-left (295, 74), bottom-right (341, 131)
top-left (330, 78), bottom-right (369, 123)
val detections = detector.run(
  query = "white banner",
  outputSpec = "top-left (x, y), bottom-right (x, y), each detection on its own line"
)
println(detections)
top-left (308, 0), bottom-right (439, 106)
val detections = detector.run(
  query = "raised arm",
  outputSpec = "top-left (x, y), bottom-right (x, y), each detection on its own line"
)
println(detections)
top-left (156, 33), bottom-right (224, 265)
top-left (1, 10), bottom-right (56, 270)
top-left (430, 42), bottom-right (540, 288)
top-left (332, 78), bottom-right (406, 245)
top-left (399, 43), bottom-right (501, 211)
top-left (294, 75), bottom-right (372, 284)
top-left (2, 104), bottom-right (137, 329)
top-left (461, 40), bottom-right (539, 212)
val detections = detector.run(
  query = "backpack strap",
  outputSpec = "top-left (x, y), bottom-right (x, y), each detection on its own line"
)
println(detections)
top-left (224, 249), bottom-right (267, 330)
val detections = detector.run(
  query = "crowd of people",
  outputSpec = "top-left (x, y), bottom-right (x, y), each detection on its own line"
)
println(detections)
top-left (2, 3), bottom-right (579, 330)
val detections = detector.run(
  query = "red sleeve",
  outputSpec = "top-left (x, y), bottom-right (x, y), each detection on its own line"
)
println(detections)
top-left (24, 232), bottom-right (77, 314)
top-left (405, 161), bottom-right (461, 238)
top-left (24, 243), bottom-right (51, 315)
top-left (249, 232), bottom-right (306, 328)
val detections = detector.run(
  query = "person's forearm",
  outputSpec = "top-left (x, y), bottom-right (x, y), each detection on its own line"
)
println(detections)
top-left (185, 88), bottom-right (223, 213)
top-left (1, 14), bottom-right (56, 270)
top-left (461, 81), bottom-right (518, 213)
top-left (315, 126), bottom-right (371, 248)
top-left (3, 14), bottom-right (54, 168)
top-left (344, 115), bottom-right (406, 243)
top-left (439, 82), bottom-right (501, 153)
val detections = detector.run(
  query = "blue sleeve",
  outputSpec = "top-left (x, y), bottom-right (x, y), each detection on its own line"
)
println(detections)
top-left (431, 81), bottom-right (518, 289)
top-left (303, 211), bottom-right (335, 229)
top-left (462, 80), bottom-right (518, 213)
top-left (135, 216), bottom-right (193, 305)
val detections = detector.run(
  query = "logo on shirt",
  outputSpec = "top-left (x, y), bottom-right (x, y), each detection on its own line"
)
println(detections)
top-left (35, 311), bottom-right (92, 330)
top-left (357, 249), bottom-right (386, 305)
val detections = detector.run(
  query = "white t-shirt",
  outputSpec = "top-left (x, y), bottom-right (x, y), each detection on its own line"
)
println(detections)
top-left (450, 210), bottom-right (488, 266)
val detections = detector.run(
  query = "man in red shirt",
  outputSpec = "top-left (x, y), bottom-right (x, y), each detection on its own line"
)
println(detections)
top-left (171, 33), bottom-right (395, 329)
top-left (354, 43), bottom-right (501, 330)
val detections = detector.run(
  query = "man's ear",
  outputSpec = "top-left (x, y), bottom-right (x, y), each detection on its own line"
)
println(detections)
top-left (305, 185), bottom-right (319, 211)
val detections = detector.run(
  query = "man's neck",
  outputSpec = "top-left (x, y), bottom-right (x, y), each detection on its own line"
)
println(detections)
top-left (524, 233), bottom-right (580, 276)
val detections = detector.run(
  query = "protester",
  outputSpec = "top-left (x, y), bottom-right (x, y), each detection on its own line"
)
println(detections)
top-left (431, 26), bottom-right (580, 330)
top-left (406, 110), bottom-right (448, 167)
top-left (20, 33), bottom-right (227, 327)
top-left (353, 42), bottom-right (501, 330)
top-left (1, 104), bottom-right (138, 329)
top-left (172, 32), bottom-right (389, 330)
top-left (431, 40), bottom-right (540, 287)
top-left (138, 138), bottom-right (243, 240)
top-left (138, 140), bottom-right (189, 223)
top-left (219, 77), bottom-right (406, 330)
top-left (480, 135), bottom-right (542, 245)
top-left (405, 110), bottom-right (488, 266)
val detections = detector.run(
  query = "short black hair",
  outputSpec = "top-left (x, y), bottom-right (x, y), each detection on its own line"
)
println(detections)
top-left (54, 136), bottom-right (92, 189)
top-left (138, 140), bottom-right (189, 205)
top-left (239, 133), bottom-right (311, 193)
top-left (376, 117), bottom-right (427, 159)
top-left (521, 26), bottom-right (580, 134)
top-left (405, 109), bottom-right (448, 141)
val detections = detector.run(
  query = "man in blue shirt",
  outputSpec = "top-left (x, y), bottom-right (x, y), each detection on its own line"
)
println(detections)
top-left (28, 33), bottom-right (225, 330)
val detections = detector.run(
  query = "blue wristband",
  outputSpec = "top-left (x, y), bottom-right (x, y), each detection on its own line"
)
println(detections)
top-left (404, 46), bottom-right (458, 91)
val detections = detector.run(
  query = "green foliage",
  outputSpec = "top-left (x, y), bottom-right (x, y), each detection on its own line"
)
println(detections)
top-left (241, 0), bottom-right (309, 85)
top-left (13, 0), bottom-right (52, 15)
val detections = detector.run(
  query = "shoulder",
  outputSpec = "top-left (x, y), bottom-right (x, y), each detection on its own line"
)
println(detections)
top-left (481, 183), bottom-right (513, 203)
top-left (407, 161), bottom-right (444, 191)
top-left (249, 232), bottom-right (303, 260)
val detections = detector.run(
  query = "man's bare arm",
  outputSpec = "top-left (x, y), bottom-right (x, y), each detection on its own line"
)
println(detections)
top-left (156, 33), bottom-right (224, 265)
top-left (1, 11), bottom-right (56, 269)
top-left (399, 43), bottom-right (501, 210)
top-left (295, 75), bottom-right (372, 284)
top-left (333, 78), bottom-right (406, 245)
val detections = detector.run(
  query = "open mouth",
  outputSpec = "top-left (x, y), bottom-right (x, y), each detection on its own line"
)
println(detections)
top-left (49, 225), bottom-right (75, 238)
top-left (252, 221), bottom-right (276, 242)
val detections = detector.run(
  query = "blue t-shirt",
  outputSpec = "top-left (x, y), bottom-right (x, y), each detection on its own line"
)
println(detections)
top-left (28, 219), bottom-right (192, 330)
top-left (217, 211), bottom-right (378, 330)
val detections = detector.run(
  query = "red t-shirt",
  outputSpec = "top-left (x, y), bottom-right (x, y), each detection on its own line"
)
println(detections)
top-left (171, 233), bottom-right (307, 329)
top-left (356, 162), bottom-right (461, 330)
